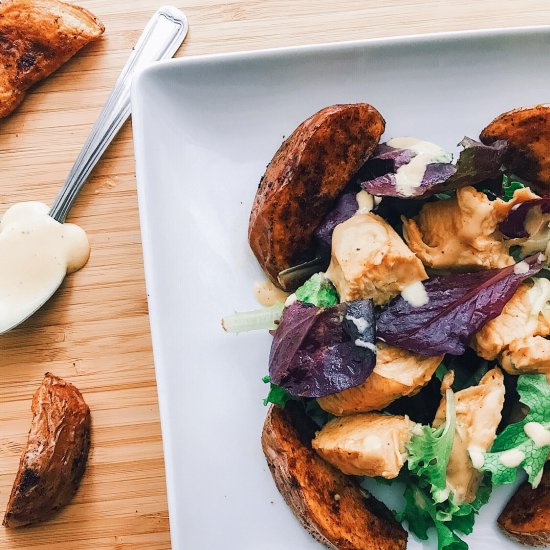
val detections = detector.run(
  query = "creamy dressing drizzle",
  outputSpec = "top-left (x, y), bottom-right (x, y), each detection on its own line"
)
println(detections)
top-left (254, 279), bottom-right (289, 307)
top-left (468, 447), bottom-right (485, 469)
top-left (386, 137), bottom-right (452, 197)
top-left (524, 422), bottom-right (550, 447)
top-left (356, 190), bottom-right (375, 214)
top-left (0, 202), bottom-right (90, 332)
top-left (345, 314), bottom-right (370, 333)
top-left (499, 448), bottom-right (525, 468)
top-left (513, 260), bottom-right (529, 274)
top-left (400, 280), bottom-right (429, 307)
top-left (354, 339), bottom-right (376, 352)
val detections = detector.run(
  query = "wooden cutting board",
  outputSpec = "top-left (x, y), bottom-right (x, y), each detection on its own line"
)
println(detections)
top-left (0, 1), bottom-right (547, 548)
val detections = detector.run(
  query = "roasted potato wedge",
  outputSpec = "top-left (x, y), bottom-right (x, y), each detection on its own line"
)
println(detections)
top-left (262, 403), bottom-right (407, 550)
top-left (480, 104), bottom-right (550, 192)
top-left (498, 463), bottom-right (550, 547)
top-left (0, 0), bottom-right (105, 118)
top-left (3, 372), bottom-right (91, 528)
top-left (249, 103), bottom-right (385, 290)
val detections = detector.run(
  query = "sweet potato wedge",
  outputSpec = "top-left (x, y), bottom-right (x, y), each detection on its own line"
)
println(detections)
top-left (3, 372), bottom-right (91, 528)
top-left (480, 104), bottom-right (550, 192)
top-left (262, 402), bottom-right (407, 550)
top-left (497, 463), bottom-right (550, 547)
top-left (0, 0), bottom-right (105, 118)
top-left (249, 103), bottom-right (385, 290)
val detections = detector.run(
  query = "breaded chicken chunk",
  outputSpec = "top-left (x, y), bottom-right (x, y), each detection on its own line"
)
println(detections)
top-left (403, 186), bottom-right (539, 270)
top-left (434, 369), bottom-right (505, 504)
top-left (318, 343), bottom-right (443, 415)
top-left (326, 212), bottom-right (427, 305)
top-left (312, 413), bottom-right (415, 479)
top-left (472, 278), bottom-right (550, 378)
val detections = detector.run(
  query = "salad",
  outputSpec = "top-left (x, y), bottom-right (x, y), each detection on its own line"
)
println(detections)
top-left (223, 103), bottom-right (550, 550)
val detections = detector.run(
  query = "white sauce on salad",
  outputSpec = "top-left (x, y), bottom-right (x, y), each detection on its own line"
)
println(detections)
top-left (356, 190), bottom-right (380, 214)
top-left (345, 314), bottom-right (370, 333)
top-left (468, 447), bottom-right (485, 469)
top-left (354, 339), bottom-right (376, 352)
top-left (254, 279), bottom-right (289, 307)
top-left (513, 261), bottom-right (530, 274)
top-left (524, 422), bottom-right (550, 447)
top-left (0, 202), bottom-right (90, 333)
top-left (386, 137), bottom-right (452, 197)
top-left (499, 448), bottom-right (525, 468)
top-left (400, 280), bottom-right (429, 307)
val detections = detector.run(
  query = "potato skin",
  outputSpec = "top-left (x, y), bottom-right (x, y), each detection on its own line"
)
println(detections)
top-left (0, 0), bottom-right (105, 118)
top-left (498, 463), bottom-right (550, 547)
top-left (262, 403), bottom-right (407, 550)
top-left (3, 373), bottom-right (91, 528)
top-left (480, 104), bottom-right (550, 192)
top-left (249, 103), bottom-right (385, 290)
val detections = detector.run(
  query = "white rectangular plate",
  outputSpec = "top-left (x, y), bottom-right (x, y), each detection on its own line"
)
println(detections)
top-left (131, 27), bottom-right (550, 550)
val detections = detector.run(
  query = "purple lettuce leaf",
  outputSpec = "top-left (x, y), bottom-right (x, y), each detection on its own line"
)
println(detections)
top-left (314, 192), bottom-right (358, 256)
top-left (269, 300), bottom-right (376, 398)
top-left (499, 197), bottom-right (550, 238)
top-left (376, 254), bottom-right (544, 356)
top-left (360, 138), bottom-right (507, 199)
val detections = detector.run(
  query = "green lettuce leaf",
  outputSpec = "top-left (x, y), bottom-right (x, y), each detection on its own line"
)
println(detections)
top-left (502, 174), bottom-right (525, 202)
top-left (407, 389), bottom-right (456, 502)
top-left (478, 374), bottom-right (550, 487)
top-left (261, 375), bottom-right (296, 407)
top-left (295, 273), bottom-right (338, 307)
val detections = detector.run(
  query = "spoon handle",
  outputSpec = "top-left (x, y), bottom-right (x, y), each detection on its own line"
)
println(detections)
top-left (49, 6), bottom-right (188, 223)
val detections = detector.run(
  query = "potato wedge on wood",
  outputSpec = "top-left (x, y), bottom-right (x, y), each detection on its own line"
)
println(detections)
top-left (498, 463), bottom-right (550, 547)
top-left (480, 104), bottom-right (550, 192)
top-left (3, 372), bottom-right (91, 528)
top-left (262, 403), bottom-right (407, 550)
top-left (249, 103), bottom-right (385, 290)
top-left (0, 0), bottom-right (105, 118)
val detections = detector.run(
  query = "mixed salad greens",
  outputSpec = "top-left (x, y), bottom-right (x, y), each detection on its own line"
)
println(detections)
top-left (223, 136), bottom-right (550, 549)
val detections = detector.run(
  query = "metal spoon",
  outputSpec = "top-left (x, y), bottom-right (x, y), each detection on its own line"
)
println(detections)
top-left (0, 6), bottom-right (188, 334)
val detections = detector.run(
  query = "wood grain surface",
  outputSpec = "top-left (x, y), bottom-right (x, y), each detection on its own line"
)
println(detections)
top-left (0, 1), bottom-right (548, 548)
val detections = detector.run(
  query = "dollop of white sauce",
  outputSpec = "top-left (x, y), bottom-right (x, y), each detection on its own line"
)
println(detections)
top-left (354, 339), bottom-right (376, 352)
top-left (284, 293), bottom-right (297, 307)
top-left (513, 260), bottom-right (530, 274)
top-left (468, 447), bottom-right (485, 469)
top-left (0, 202), bottom-right (90, 332)
top-left (387, 137), bottom-right (452, 197)
top-left (345, 313), bottom-right (370, 333)
top-left (524, 422), bottom-right (550, 447)
top-left (356, 190), bottom-right (379, 214)
top-left (499, 448), bottom-right (525, 468)
top-left (400, 280), bottom-right (429, 307)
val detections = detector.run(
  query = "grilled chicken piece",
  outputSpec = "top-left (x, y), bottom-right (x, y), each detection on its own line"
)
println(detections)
top-left (248, 103), bottom-right (385, 290)
top-left (262, 403), bottom-right (408, 550)
top-left (433, 369), bottom-right (505, 504)
top-left (312, 413), bottom-right (415, 479)
top-left (318, 342), bottom-right (443, 415)
top-left (498, 462), bottom-right (550, 547)
top-left (0, 0), bottom-right (105, 118)
top-left (481, 104), bottom-right (550, 193)
top-left (3, 373), bottom-right (91, 528)
top-left (326, 212), bottom-right (427, 305)
top-left (403, 185), bottom-right (539, 270)
top-left (472, 278), bottom-right (550, 378)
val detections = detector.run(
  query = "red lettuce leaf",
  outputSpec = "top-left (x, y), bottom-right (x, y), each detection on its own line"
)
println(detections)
top-left (499, 197), bottom-right (550, 238)
top-left (360, 138), bottom-right (507, 199)
top-left (269, 300), bottom-right (376, 398)
top-left (376, 255), bottom-right (544, 356)
top-left (314, 192), bottom-right (358, 257)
